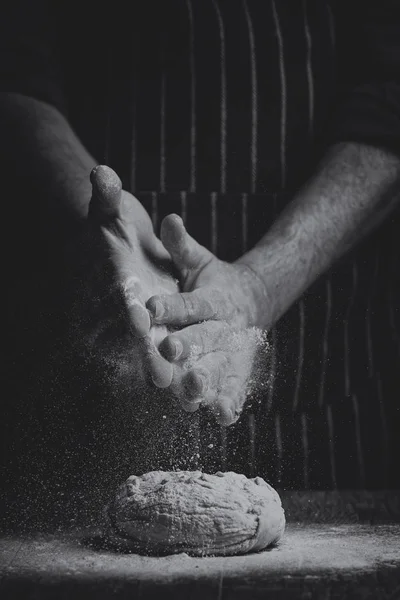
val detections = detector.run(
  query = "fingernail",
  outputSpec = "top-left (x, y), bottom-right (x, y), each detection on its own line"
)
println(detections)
top-left (148, 300), bottom-right (165, 322)
top-left (219, 407), bottom-right (234, 426)
top-left (198, 373), bottom-right (209, 395)
top-left (187, 370), bottom-right (209, 397)
top-left (181, 400), bottom-right (200, 413)
top-left (89, 165), bottom-right (121, 202)
top-left (169, 338), bottom-right (183, 360)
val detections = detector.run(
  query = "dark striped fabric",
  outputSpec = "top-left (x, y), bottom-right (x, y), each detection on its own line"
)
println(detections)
top-left (57, 0), bottom-right (400, 490)
top-left (4, 1), bottom-right (400, 491)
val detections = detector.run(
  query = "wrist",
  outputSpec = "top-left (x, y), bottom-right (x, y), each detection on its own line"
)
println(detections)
top-left (235, 259), bottom-right (273, 329)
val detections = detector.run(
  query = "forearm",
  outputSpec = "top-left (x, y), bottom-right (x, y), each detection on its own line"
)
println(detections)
top-left (0, 92), bottom-right (97, 230)
top-left (237, 142), bottom-right (400, 329)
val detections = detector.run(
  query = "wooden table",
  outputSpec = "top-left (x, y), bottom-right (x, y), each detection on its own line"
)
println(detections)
top-left (1, 525), bottom-right (399, 599)
top-left (1, 492), bottom-right (400, 600)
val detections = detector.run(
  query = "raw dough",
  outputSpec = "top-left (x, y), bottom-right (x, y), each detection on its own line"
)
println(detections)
top-left (107, 470), bottom-right (285, 556)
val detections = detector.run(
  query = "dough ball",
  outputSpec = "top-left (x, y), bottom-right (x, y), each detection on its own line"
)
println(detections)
top-left (106, 470), bottom-right (285, 556)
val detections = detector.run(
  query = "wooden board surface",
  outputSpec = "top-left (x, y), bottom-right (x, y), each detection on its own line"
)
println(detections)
top-left (1, 524), bottom-right (400, 599)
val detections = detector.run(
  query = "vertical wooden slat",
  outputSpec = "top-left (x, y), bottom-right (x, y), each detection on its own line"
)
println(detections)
top-left (104, 44), bottom-right (112, 165)
top-left (301, 412), bottom-right (309, 489)
top-left (388, 222), bottom-right (400, 349)
top-left (326, 1), bottom-right (336, 52)
top-left (366, 250), bottom-right (379, 378)
top-left (318, 278), bottom-right (332, 406)
top-left (293, 300), bottom-right (305, 412)
top-left (267, 192), bottom-right (278, 415)
top-left (388, 290), bottom-right (398, 344)
top-left (271, 0), bottom-right (287, 189)
top-left (248, 413), bottom-right (256, 477)
top-left (326, 403), bottom-right (337, 489)
top-left (160, 71), bottom-right (166, 193)
top-left (376, 375), bottom-right (389, 488)
top-left (180, 191), bottom-right (187, 225)
top-left (303, 0), bottom-right (314, 136)
top-left (130, 63), bottom-right (137, 194)
top-left (352, 393), bottom-right (366, 488)
top-left (275, 413), bottom-right (283, 485)
top-left (212, 0), bottom-right (227, 194)
top-left (220, 425), bottom-right (227, 471)
top-left (130, 122), bottom-right (136, 193)
top-left (241, 193), bottom-right (248, 254)
top-left (186, 0), bottom-right (197, 193)
top-left (151, 191), bottom-right (158, 232)
top-left (266, 327), bottom-right (277, 414)
top-left (210, 192), bottom-right (218, 255)
top-left (304, 2), bottom-right (315, 409)
top-left (243, 0), bottom-right (258, 194)
top-left (344, 260), bottom-right (358, 397)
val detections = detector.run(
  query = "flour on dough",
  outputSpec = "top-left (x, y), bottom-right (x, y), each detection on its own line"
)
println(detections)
top-left (107, 470), bottom-right (285, 556)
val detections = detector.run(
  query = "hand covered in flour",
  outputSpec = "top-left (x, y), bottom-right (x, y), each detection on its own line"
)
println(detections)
top-left (76, 177), bottom-right (267, 426)
top-left (163, 321), bottom-right (266, 425)
top-left (66, 165), bottom-right (178, 388)
top-left (75, 167), bottom-right (264, 426)
top-left (146, 214), bottom-right (265, 330)
top-left (145, 214), bottom-right (269, 425)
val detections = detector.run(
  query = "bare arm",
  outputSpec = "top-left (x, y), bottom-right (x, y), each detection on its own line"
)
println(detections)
top-left (237, 0), bottom-right (400, 327)
top-left (0, 92), bottom-right (153, 244)
top-left (0, 92), bottom-right (93, 213)
top-left (149, 0), bottom-right (400, 333)
top-left (237, 142), bottom-right (400, 328)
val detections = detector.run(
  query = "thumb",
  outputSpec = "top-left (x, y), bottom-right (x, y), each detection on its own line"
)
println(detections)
top-left (89, 165), bottom-right (122, 222)
top-left (146, 288), bottom-right (217, 326)
top-left (160, 214), bottom-right (213, 275)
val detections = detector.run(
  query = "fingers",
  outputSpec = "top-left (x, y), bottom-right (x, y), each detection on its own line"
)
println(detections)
top-left (160, 214), bottom-right (213, 274)
top-left (158, 321), bottom-right (231, 362)
top-left (89, 165), bottom-right (123, 221)
top-left (142, 337), bottom-right (174, 388)
top-left (146, 289), bottom-right (218, 327)
top-left (123, 277), bottom-right (151, 338)
top-left (122, 276), bottom-right (173, 388)
top-left (128, 302), bottom-right (151, 338)
top-left (214, 381), bottom-right (247, 426)
top-left (87, 168), bottom-right (177, 389)
top-left (176, 352), bottom-right (229, 415)
top-left (172, 338), bottom-right (253, 425)
top-left (185, 353), bottom-right (227, 399)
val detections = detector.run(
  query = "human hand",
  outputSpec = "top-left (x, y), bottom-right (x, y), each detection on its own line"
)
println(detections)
top-left (67, 179), bottom-right (268, 427)
top-left (144, 215), bottom-right (269, 425)
top-left (146, 214), bottom-right (266, 331)
top-left (64, 165), bottom-right (179, 389)
top-left (161, 320), bottom-right (268, 425)
top-left (66, 167), bottom-right (265, 427)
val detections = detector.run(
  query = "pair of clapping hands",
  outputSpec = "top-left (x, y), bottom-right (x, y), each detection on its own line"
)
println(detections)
top-left (82, 166), bottom-right (264, 426)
